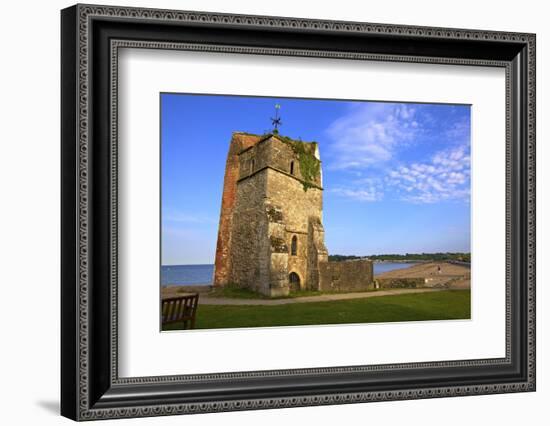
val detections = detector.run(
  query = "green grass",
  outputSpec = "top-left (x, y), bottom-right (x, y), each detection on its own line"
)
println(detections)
top-left (163, 289), bottom-right (470, 331)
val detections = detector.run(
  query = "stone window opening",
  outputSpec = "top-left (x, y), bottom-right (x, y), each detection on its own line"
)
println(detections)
top-left (290, 160), bottom-right (294, 175)
top-left (250, 159), bottom-right (255, 173)
top-left (291, 235), bottom-right (297, 256)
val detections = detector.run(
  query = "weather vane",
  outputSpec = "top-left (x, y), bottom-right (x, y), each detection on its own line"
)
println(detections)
top-left (271, 104), bottom-right (282, 134)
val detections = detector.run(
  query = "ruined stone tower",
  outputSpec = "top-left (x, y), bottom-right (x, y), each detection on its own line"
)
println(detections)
top-left (213, 132), bottom-right (328, 297)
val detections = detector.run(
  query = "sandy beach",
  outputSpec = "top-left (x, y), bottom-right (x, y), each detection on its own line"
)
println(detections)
top-left (376, 261), bottom-right (470, 289)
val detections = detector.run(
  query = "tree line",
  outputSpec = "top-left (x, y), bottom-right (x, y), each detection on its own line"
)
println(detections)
top-left (328, 252), bottom-right (471, 263)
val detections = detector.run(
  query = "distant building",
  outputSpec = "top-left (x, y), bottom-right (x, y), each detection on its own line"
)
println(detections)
top-left (214, 132), bottom-right (373, 297)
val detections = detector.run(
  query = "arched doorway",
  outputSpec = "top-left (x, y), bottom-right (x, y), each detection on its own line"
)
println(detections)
top-left (289, 272), bottom-right (301, 292)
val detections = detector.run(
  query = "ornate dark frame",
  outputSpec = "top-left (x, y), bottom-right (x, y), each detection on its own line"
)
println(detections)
top-left (61, 3), bottom-right (536, 421)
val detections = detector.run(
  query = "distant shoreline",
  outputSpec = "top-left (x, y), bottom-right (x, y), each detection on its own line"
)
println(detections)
top-left (328, 254), bottom-right (471, 264)
top-left (162, 259), bottom-right (471, 267)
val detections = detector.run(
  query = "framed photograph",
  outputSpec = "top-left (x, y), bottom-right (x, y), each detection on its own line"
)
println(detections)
top-left (61, 4), bottom-right (536, 420)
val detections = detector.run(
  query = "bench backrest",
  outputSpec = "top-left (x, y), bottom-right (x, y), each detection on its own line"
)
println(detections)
top-left (161, 293), bottom-right (199, 329)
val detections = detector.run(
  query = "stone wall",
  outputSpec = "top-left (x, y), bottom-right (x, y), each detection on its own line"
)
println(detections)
top-left (319, 260), bottom-right (374, 292)
top-left (238, 136), bottom-right (272, 180)
top-left (238, 136), bottom-right (322, 189)
top-left (213, 133), bottom-right (263, 287)
top-left (266, 167), bottom-right (324, 292)
top-left (227, 170), bottom-right (269, 294)
top-left (376, 278), bottom-right (425, 289)
top-left (266, 203), bottom-right (290, 296)
top-left (307, 217), bottom-right (328, 290)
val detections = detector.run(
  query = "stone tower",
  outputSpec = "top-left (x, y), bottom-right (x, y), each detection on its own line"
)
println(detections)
top-left (214, 132), bottom-right (328, 297)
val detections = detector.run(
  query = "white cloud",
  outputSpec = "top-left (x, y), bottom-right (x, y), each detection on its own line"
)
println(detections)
top-left (326, 103), bottom-right (422, 170)
top-left (331, 145), bottom-right (470, 204)
top-left (386, 145), bottom-right (471, 204)
top-left (331, 185), bottom-right (383, 202)
top-left (325, 103), bottom-right (471, 204)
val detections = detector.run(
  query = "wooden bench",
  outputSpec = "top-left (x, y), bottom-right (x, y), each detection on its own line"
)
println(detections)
top-left (161, 293), bottom-right (199, 329)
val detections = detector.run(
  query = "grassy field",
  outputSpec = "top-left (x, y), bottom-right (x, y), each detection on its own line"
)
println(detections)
top-left (163, 289), bottom-right (470, 331)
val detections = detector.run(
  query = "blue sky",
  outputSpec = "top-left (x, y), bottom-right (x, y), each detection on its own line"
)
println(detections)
top-left (161, 93), bottom-right (471, 265)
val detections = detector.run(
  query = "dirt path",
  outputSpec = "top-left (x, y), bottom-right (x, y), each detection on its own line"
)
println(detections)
top-left (199, 288), bottom-right (442, 305)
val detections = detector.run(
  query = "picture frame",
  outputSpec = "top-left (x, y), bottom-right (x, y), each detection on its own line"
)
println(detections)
top-left (61, 3), bottom-right (536, 421)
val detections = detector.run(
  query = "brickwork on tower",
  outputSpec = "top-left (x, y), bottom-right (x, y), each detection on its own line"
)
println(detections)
top-left (213, 133), bottom-right (263, 287)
